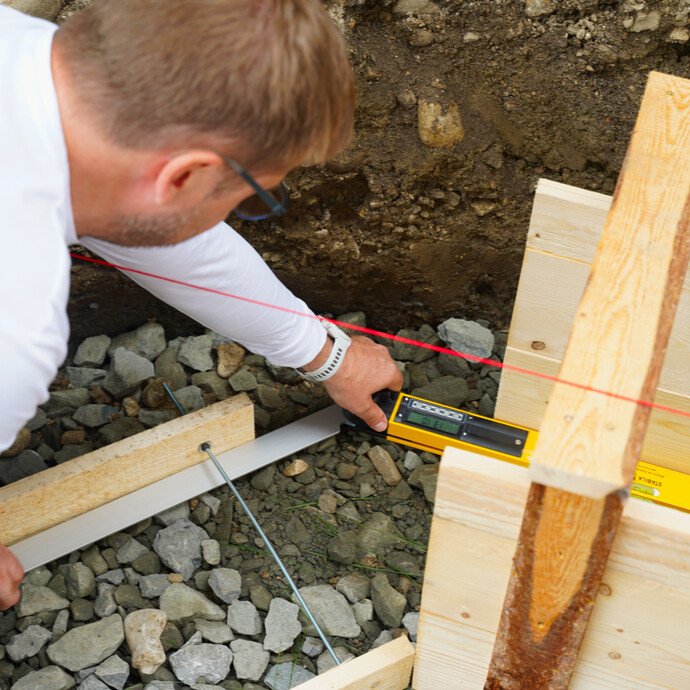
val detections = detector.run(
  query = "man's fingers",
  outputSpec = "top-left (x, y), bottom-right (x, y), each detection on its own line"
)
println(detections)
top-left (355, 401), bottom-right (388, 432)
top-left (0, 544), bottom-right (23, 611)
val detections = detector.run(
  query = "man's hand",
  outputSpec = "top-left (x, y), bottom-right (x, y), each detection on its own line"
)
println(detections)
top-left (0, 543), bottom-right (23, 610)
top-left (321, 335), bottom-right (403, 431)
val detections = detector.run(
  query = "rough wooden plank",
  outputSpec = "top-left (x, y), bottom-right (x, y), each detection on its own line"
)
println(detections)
top-left (0, 394), bottom-right (254, 546)
top-left (297, 637), bottom-right (414, 690)
top-left (9, 406), bottom-right (342, 571)
top-left (495, 346), bottom-right (690, 472)
top-left (412, 447), bottom-right (690, 690)
top-left (508, 248), bottom-right (690, 396)
top-left (529, 71), bottom-right (690, 498)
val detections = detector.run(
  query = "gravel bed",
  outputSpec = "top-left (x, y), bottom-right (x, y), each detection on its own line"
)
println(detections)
top-left (0, 314), bottom-right (505, 689)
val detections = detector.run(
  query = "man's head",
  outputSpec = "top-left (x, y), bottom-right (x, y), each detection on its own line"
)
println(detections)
top-left (54, 0), bottom-right (354, 244)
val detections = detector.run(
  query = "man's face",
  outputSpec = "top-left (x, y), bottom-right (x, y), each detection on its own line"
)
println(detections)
top-left (91, 170), bottom-right (288, 247)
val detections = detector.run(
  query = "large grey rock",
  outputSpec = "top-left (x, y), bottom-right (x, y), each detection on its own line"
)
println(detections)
top-left (10, 665), bottom-right (75, 689)
top-left (74, 335), bottom-right (112, 367)
top-left (208, 568), bottom-right (241, 604)
top-left (155, 502), bottom-right (190, 526)
top-left (226, 600), bottom-right (262, 635)
top-left (193, 618), bottom-right (234, 644)
top-left (116, 538), bottom-right (149, 565)
top-left (103, 348), bottom-right (154, 398)
top-left (60, 562), bottom-right (96, 599)
top-left (0, 450), bottom-right (48, 483)
top-left (139, 574), bottom-right (172, 599)
top-left (94, 583), bottom-right (117, 618)
top-left (411, 376), bottom-right (469, 409)
top-left (73, 404), bottom-right (119, 428)
top-left (6, 624), bottom-right (52, 661)
top-left (47, 388), bottom-right (91, 410)
top-left (47, 614), bottom-right (124, 672)
top-left (159, 583), bottom-right (225, 622)
top-left (356, 512), bottom-right (405, 555)
top-left (231, 639), bottom-right (270, 681)
top-left (94, 654), bottom-right (129, 690)
top-left (65, 367), bottom-right (107, 389)
top-left (16, 584), bottom-right (69, 617)
top-left (371, 573), bottom-right (407, 627)
top-left (172, 385), bottom-right (205, 413)
top-left (336, 573), bottom-right (370, 604)
top-left (108, 323), bottom-right (167, 361)
top-left (169, 642), bottom-right (232, 685)
top-left (264, 662), bottom-right (315, 690)
top-left (152, 519), bottom-right (208, 580)
top-left (298, 585), bottom-right (361, 638)
top-left (177, 335), bottom-right (214, 372)
top-left (438, 318), bottom-right (494, 360)
top-left (263, 598), bottom-right (301, 653)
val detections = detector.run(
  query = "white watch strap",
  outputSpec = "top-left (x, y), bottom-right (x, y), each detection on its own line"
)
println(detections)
top-left (297, 321), bottom-right (352, 382)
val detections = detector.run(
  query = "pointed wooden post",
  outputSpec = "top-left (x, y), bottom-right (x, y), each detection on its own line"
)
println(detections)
top-left (486, 71), bottom-right (690, 688)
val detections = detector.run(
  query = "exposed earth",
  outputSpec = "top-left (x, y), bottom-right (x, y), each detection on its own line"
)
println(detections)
top-left (55, 0), bottom-right (690, 346)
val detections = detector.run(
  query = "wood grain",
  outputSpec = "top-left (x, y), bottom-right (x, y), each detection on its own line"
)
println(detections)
top-left (412, 447), bottom-right (690, 690)
top-left (0, 394), bottom-right (254, 545)
top-left (297, 636), bottom-right (414, 690)
top-left (529, 71), bottom-right (690, 497)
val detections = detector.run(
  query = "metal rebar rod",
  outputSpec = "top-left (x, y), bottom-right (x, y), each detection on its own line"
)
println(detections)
top-left (199, 441), bottom-right (342, 665)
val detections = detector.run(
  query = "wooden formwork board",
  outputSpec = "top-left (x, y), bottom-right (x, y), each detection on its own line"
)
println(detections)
top-left (413, 447), bottom-right (690, 689)
top-left (495, 178), bottom-right (690, 470)
top-left (0, 394), bottom-right (254, 547)
top-left (299, 636), bottom-right (415, 690)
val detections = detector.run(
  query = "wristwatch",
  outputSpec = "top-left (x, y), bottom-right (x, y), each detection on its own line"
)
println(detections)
top-left (297, 320), bottom-right (352, 382)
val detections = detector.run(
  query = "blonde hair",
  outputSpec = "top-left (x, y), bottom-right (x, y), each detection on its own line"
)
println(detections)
top-left (55, 0), bottom-right (354, 171)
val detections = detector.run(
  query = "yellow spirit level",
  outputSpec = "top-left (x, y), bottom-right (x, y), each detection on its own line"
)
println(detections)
top-left (341, 391), bottom-right (690, 513)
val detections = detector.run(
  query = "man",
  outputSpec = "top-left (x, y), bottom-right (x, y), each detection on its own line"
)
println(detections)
top-left (0, 0), bottom-right (402, 609)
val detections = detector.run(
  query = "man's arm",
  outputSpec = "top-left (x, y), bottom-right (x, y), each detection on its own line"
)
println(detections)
top-left (80, 222), bottom-right (402, 426)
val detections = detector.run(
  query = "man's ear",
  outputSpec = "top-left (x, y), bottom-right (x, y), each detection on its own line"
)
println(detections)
top-left (154, 150), bottom-right (226, 209)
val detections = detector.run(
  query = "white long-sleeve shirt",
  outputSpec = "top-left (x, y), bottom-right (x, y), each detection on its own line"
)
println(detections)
top-left (0, 7), bottom-right (326, 451)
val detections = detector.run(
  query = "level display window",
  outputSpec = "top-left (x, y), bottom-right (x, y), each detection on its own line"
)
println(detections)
top-left (407, 411), bottom-right (461, 435)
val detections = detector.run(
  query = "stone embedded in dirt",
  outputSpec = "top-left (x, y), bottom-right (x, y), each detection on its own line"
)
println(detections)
top-left (525, 0), bottom-right (555, 18)
top-left (390, 328), bottom-right (437, 362)
top-left (264, 662), bottom-right (315, 690)
top-left (152, 519), bottom-right (208, 580)
top-left (74, 334), bottom-right (111, 367)
top-left (60, 562), bottom-right (96, 599)
top-left (367, 446), bottom-right (403, 486)
top-left (250, 463), bottom-right (275, 491)
top-left (393, 0), bottom-right (439, 15)
top-left (629, 10), bottom-right (661, 33)
top-left (208, 568), bottom-right (241, 604)
top-left (227, 600), bottom-right (263, 636)
top-left (9, 664), bottom-right (76, 690)
top-left (103, 348), bottom-right (154, 398)
top-left (6, 624), bottom-right (52, 662)
top-left (99, 417), bottom-right (145, 445)
top-left (154, 346), bottom-right (188, 391)
top-left (263, 598), bottom-right (301, 653)
top-left (403, 450), bottom-right (423, 472)
top-left (255, 383), bottom-right (284, 410)
top-left (177, 334), bottom-right (215, 372)
top-left (353, 599), bottom-right (374, 625)
top-left (408, 463), bottom-right (440, 503)
top-left (417, 101), bottom-right (464, 148)
top-left (201, 539), bottom-right (221, 566)
top-left (115, 537), bottom-right (149, 566)
top-left (191, 370), bottom-right (229, 401)
top-left (327, 530), bottom-right (358, 565)
top-left (160, 583), bottom-right (225, 623)
top-left (169, 642), bottom-right (233, 686)
top-left (371, 573), bottom-right (407, 628)
top-left (47, 614), bottom-right (124, 672)
top-left (48, 388), bottom-right (92, 410)
top-left (231, 639), bottom-right (270, 681)
top-left (124, 608), bottom-right (167, 675)
top-left (216, 341), bottom-right (245, 378)
top-left (228, 368), bottom-right (257, 392)
top-left (438, 318), bottom-right (494, 360)
top-left (283, 458), bottom-right (309, 476)
top-left (266, 363), bottom-right (300, 384)
top-left (299, 585), bottom-right (361, 639)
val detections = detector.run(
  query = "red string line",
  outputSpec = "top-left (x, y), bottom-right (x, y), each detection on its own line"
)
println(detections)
top-left (70, 252), bottom-right (690, 421)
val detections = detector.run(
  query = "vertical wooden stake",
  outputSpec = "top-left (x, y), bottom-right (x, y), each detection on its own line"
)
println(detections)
top-left (486, 71), bottom-right (690, 688)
